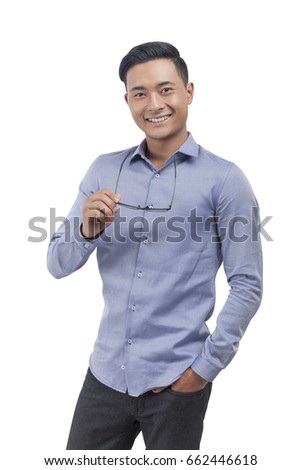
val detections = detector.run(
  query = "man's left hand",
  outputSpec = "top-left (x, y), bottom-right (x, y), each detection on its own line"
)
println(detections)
top-left (152, 368), bottom-right (208, 394)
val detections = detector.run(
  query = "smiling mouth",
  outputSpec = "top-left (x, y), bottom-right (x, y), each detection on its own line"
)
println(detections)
top-left (145, 114), bottom-right (172, 123)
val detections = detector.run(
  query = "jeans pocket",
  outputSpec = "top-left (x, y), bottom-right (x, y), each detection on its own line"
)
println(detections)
top-left (166, 384), bottom-right (209, 397)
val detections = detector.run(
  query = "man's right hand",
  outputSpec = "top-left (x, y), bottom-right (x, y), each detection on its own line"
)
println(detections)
top-left (81, 189), bottom-right (120, 239)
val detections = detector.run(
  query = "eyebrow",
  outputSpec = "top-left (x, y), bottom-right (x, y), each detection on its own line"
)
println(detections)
top-left (129, 81), bottom-right (177, 93)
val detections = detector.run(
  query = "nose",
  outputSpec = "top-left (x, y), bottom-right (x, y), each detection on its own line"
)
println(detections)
top-left (146, 92), bottom-right (164, 112)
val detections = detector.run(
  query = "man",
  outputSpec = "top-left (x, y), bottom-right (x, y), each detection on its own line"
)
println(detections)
top-left (47, 42), bottom-right (263, 450)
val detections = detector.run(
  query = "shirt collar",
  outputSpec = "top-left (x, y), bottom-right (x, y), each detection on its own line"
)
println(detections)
top-left (129, 132), bottom-right (200, 163)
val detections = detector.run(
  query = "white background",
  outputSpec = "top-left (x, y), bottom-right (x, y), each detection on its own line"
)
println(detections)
top-left (1, 1), bottom-right (300, 468)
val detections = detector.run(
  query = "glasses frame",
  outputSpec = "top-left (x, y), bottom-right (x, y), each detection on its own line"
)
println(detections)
top-left (114, 154), bottom-right (177, 212)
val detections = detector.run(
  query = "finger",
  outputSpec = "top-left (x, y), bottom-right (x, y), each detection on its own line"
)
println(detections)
top-left (87, 200), bottom-right (117, 218)
top-left (85, 211), bottom-right (116, 225)
top-left (89, 189), bottom-right (120, 205)
top-left (97, 194), bottom-right (120, 213)
top-left (152, 386), bottom-right (167, 393)
top-left (85, 209), bottom-right (106, 221)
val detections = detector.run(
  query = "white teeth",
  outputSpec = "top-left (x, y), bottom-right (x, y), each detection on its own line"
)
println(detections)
top-left (147, 115), bottom-right (170, 123)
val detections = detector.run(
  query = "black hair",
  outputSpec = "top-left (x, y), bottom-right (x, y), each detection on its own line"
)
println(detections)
top-left (119, 41), bottom-right (189, 86)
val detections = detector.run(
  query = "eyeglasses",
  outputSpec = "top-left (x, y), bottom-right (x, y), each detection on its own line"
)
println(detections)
top-left (114, 154), bottom-right (177, 212)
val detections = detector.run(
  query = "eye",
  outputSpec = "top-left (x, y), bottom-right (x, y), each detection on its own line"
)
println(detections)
top-left (161, 87), bottom-right (173, 94)
top-left (134, 92), bottom-right (145, 98)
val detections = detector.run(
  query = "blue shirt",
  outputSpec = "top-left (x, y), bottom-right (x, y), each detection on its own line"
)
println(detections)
top-left (47, 133), bottom-right (263, 397)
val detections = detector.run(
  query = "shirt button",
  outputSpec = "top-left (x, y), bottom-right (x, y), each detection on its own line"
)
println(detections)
top-left (84, 242), bottom-right (90, 248)
top-left (137, 272), bottom-right (142, 278)
top-left (131, 305), bottom-right (136, 311)
top-left (121, 365), bottom-right (125, 370)
top-left (143, 238), bottom-right (149, 244)
top-left (148, 204), bottom-right (153, 209)
top-left (128, 339), bottom-right (133, 344)
top-left (155, 173), bottom-right (160, 178)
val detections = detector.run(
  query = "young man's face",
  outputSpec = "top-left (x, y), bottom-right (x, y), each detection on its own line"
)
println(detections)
top-left (125, 59), bottom-right (194, 145)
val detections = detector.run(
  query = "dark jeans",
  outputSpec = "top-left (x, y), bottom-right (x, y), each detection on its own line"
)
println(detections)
top-left (67, 368), bottom-right (212, 450)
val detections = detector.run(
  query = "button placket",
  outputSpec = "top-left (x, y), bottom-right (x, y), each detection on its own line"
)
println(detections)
top-left (124, 169), bottom-right (161, 386)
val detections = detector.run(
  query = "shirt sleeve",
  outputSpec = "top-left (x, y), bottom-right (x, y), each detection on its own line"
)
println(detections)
top-left (47, 157), bottom-right (102, 279)
top-left (191, 163), bottom-right (263, 382)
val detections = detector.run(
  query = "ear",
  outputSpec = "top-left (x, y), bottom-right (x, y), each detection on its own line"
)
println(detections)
top-left (187, 82), bottom-right (194, 104)
top-left (124, 93), bottom-right (129, 105)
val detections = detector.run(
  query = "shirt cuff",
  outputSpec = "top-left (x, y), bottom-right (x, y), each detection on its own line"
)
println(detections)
top-left (190, 355), bottom-right (221, 383)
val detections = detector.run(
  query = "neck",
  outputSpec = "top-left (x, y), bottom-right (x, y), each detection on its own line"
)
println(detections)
top-left (146, 131), bottom-right (189, 168)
